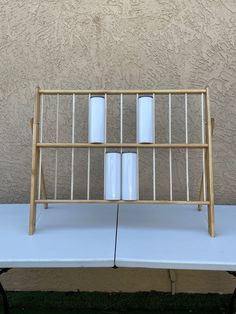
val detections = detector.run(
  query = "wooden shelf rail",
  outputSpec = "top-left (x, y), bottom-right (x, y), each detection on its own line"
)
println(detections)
top-left (37, 143), bottom-right (208, 148)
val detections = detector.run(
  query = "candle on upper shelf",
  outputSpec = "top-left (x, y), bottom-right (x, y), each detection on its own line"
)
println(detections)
top-left (88, 96), bottom-right (105, 143)
top-left (137, 95), bottom-right (155, 143)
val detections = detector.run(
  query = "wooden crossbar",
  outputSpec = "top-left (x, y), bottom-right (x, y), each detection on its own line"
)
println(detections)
top-left (37, 143), bottom-right (208, 148)
top-left (35, 200), bottom-right (210, 205)
top-left (29, 87), bottom-right (215, 237)
top-left (39, 89), bottom-right (206, 95)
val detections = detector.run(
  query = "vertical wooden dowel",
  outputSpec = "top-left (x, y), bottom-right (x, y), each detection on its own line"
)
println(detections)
top-left (38, 94), bottom-right (44, 200)
top-left (71, 94), bottom-right (75, 200)
top-left (104, 93), bottom-right (107, 198)
top-left (201, 93), bottom-right (206, 202)
top-left (169, 93), bottom-right (173, 201)
top-left (54, 94), bottom-right (59, 199)
top-left (185, 94), bottom-right (189, 201)
top-left (120, 93), bottom-right (123, 152)
top-left (136, 94), bottom-right (139, 200)
top-left (87, 94), bottom-right (91, 200)
top-left (205, 88), bottom-right (215, 237)
top-left (120, 93), bottom-right (123, 197)
top-left (152, 93), bottom-right (156, 200)
top-left (29, 87), bottom-right (40, 235)
top-left (87, 148), bottom-right (91, 200)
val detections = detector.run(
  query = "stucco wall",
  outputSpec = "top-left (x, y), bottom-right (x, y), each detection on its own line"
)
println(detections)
top-left (0, 0), bottom-right (236, 293)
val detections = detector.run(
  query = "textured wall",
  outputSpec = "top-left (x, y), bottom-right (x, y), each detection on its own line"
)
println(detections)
top-left (0, 0), bottom-right (236, 292)
top-left (0, 0), bottom-right (236, 203)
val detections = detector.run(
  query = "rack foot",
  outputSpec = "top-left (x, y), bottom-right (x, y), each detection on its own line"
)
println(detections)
top-left (29, 203), bottom-right (36, 235)
top-left (208, 204), bottom-right (215, 237)
top-left (197, 204), bottom-right (202, 211)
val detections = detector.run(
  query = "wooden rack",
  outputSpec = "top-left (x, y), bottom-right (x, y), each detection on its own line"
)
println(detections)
top-left (29, 88), bottom-right (215, 236)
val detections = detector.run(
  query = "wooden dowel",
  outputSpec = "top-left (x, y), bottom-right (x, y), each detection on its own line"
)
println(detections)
top-left (136, 94), bottom-right (140, 200)
top-left (39, 89), bottom-right (207, 95)
top-left (153, 93), bottom-right (156, 200)
top-left (205, 88), bottom-right (215, 237)
top-left (87, 94), bottom-right (91, 200)
top-left (201, 93), bottom-right (206, 202)
top-left (120, 93), bottom-right (123, 152)
top-left (54, 94), bottom-right (59, 199)
top-left (71, 94), bottom-right (75, 200)
top-left (37, 94), bottom-right (44, 201)
top-left (37, 143), bottom-right (208, 149)
top-left (169, 93), bottom-right (173, 201)
top-left (185, 94), bottom-right (189, 201)
top-left (35, 199), bottom-right (210, 205)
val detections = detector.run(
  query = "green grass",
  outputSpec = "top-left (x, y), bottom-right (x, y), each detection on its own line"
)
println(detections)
top-left (0, 291), bottom-right (233, 314)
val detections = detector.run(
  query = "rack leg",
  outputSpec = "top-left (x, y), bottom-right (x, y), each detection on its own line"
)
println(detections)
top-left (29, 119), bottom-right (39, 235)
top-left (208, 202), bottom-right (215, 237)
top-left (29, 202), bottom-right (37, 235)
top-left (41, 168), bottom-right (48, 209)
top-left (197, 175), bottom-right (204, 211)
top-left (197, 118), bottom-right (215, 212)
top-left (29, 142), bottom-right (38, 235)
top-left (30, 118), bottom-right (48, 209)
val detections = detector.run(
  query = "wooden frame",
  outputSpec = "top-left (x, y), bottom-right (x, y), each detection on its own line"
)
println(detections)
top-left (29, 88), bottom-right (215, 236)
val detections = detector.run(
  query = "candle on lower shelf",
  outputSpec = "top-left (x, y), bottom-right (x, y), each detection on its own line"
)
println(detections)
top-left (137, 95), bottom-right (154, 143)
top-left (122, 152), bottom-right (139, 200)
top-left (104, 152), bottom-right (121, 200)
top-left (88, 96), bottom-right (105, 143)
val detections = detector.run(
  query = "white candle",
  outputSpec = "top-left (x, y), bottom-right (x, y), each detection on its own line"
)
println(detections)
top-left (122, 152), bottom-right (139, 200)
top-left (104, 152), bottom-right (121, 200)
top-left (137, 95), bottom-right (154, 143)
top-left (89, 96), bottom-right (105, 143)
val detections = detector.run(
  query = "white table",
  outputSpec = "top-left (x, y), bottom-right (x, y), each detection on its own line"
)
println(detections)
top-left (116, 204), bottom-right (236, 271)
top-left (1, 204), bottom-right (236, 313)
top-left (0, 204), bottom-right (236, 270)
top-left (0, 204), bottom-right (118, 268)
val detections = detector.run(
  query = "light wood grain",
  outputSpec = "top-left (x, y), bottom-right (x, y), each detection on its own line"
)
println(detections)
top-left (30, 118), bottom-right (48, 209)
top-left (39, 89), bottom-right (206, 95)
top-left (37, 143), bottom-right (208, 149)
top-left (29, 87), bottom-right (40, 235)
top-left (35, 199), bottom-right (209, 205)
top-left (206, 88), bottom-right (215, 237)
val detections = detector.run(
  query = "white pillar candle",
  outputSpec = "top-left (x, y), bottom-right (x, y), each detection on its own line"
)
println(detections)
top-left (137, 95), bottom-right (154, 143)
top-left (104, 152), bottom-right (121, 200)
top-left (89, 96), bottom-right (105, 143)
top-left (122, 152), bottom-right (139, 200)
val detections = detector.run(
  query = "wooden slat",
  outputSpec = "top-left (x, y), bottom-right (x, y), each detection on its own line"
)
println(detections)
top-left (37, 143), bottom-right (208, 149)
top-left (35, 199), bottom-right (210, 205)
top-left (39, 89), bottom-right (207, 95)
